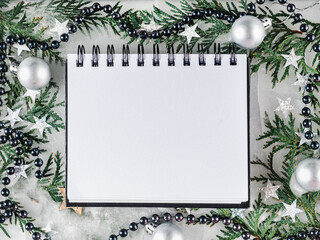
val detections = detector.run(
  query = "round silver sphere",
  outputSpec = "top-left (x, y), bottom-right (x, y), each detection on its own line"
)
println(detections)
top-left (295, 158), bottom-right (320, 192)
top-left (231, 16), bottom-right (266, 49)
top-left (17, 57), bottom-right (51, 90)
top-left (151, 223), bottom-right (184, 240)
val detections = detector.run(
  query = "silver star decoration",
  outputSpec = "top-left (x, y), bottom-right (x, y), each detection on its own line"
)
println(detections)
top-left (179, 24), bottom-right (200, 44)
top-left (14, 164), bottom-right (30, 179)
top-left (259, 180), bottom-right (280, 201)
top-left (50, 19), bottom-right (69, 37)
top-left (140, 20), bottom-right (162, 32)
top-left (292, 73), bottom-right (310, 88)
top-left (13, 43), bottom-right (30, 56)
top-left (3, 107), bottom-right (23, 127)
top-left (281, 200), bottom-right (303, 223)
top-left (43, 223), bottom-right (58, 239)
top-left (230, 208), bottom-right (245, 219)
top-left (30, 116), bottom-right (51, 137)
top-left (23, 89), bottom-right (40, 102)
top-left (282, 48), bottom-right (303, 69)
top-left (274, 97), bottom-right (294, 118)
top-left (295, 128), bottom-right (317, 146)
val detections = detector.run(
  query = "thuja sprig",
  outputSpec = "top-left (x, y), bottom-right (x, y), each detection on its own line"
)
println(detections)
top-left (39, 152), bottom-right (65, 202)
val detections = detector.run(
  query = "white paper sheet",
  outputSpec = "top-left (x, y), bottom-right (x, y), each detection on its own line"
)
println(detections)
top-left (66, 53), bottom-right (249, 206)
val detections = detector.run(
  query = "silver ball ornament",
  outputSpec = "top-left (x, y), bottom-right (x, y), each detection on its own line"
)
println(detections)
top-left (151, 223), bottom-right (184, 240)
top-left (295, 158), bottom-right (320, 192)
top-left (231, 16), bottom-right (270, 49)
top-left (17, 57), bottom-right (51, 90)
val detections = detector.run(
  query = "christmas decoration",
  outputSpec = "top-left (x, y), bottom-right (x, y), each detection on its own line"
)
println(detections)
top-left (179, 24), bottom-right (200, 44)
top-left (14, 164), bottom-right (30, 180)
top-left (151, 223), bottom-right (184, 240)
top-left (281, 200), bottom-right (303, 223)
top-left (12, 43), bottom-right (30, 56)
top-left (292, 73), bottom-right (310, 87)
top-left (281, 48), bottom-right (303, 69)
top-left (274, 97), bottom-right (294, 118)
top-left (23, 89), bottom-right (40, 102)
top-left (30, 116), bottom-right (51, 137)
top-left (59, 188), bottom-right (83, 215)
top-left (140, 20), bottom-right (162, 32)
top-left (50, 19), bottom-right (69, 37)
top-left (17, 57), bottom-right (51, 90)
top-left (259, 180), bottom-right (280, 201)
top-left (294, 158), bottom-right (320, 192)
top-left (295, 129), bottom-right (317, 146)
top-left (3, 107), bottom-right (23, 127)
top-left (231, 16), bottom-right (270, 49)
top-left (230, 208), bottom-right (245, 219)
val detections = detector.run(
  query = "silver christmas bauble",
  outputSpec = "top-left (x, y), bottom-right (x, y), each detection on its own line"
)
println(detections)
top-left (295, 158), bottom-right (320, 192)
top-left (151, 223), bottom-right (184, 240)
top-left (231, 16), bottom-right (267, 49)
top-left (17, 57), bottom-right (51, 90)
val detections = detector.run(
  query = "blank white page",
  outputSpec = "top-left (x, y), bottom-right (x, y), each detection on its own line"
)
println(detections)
top-left (66, 53), bottom-right (249, 207)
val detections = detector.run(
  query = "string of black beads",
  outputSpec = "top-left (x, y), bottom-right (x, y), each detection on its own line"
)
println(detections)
top-left (108, 212), bottom-right (255, 240)
top-left (0, 38), bottom-right (46, 240)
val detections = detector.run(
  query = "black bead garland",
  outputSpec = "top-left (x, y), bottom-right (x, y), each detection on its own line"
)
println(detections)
top-left (187, 214), bottom-right (196, 223)
top-left (300, 23), bottom-right (309, 32)
top-left (112, 12), bottom-right (121, 21)
top-left (152, 214), bottom-right (160, 223)
top-left (139, 31), bottom-right (148, 39)
top-left (175, 213), bottom-right (184, 222)
top-left (139, 216), bottom-right (148, 225)
top-left (301, 107), bottom-right (311, 116)
top-left (247, 2), bottom-right (256, 12)
top-left (163, 212), bottom-right (172, 221)
top-left (198, 215), bottom-right (207, 224)
top-left (233, 223), bottom-right (242, 231)
top-left (51, 40), bottom-right (60, 49)
top-left (60, 33), bottom-right (69, 42)
top-left (129, 222), bottom-right (138, 231)
top-left (34, 158), bottom-right (43, 167)
top-left (109, 212), bottom-right (253, 240)
top-left (286, 3), bottom-right (295, 12)
top-left (215, 11), bottom-right (224, 19)
top-left (303, 119), bottom-right (312, 128)
top-left (103, 5), bottom-right (113, 13)
top-left (313, 43), bottom-right (320, 52)
top-left (35, 170), bottom-right (43, 179)
top-left (191, 9), bottom-right (203, 19)
top-left (306, 33), bottom-right (315, 42)
top-left (119, 228), bottom-right (128, 237)
top-left (256, 0), bottom-right (265, 4)
top-left (293, 13), bottom-right (303, 22)
top-left (222, 217), bottom-right (231, 225)
top-left (25, 222), bottom-right (34, 231)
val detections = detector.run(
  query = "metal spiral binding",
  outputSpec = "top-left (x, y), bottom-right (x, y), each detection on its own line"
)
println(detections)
top-left (76, 45), bottom-right (85, 67)
top-left (107, 44), bottom-right (115, 67)
top-left (168, 45), bottom-right (175, 66)
top-left (122, 45), bottom-right (130, 66)
top-left (153, 44), bottom-right (160, 66)
top-left (214, 43), bottom-right (221, 66)
top-left (137, 44), bottom-right (144, 66)
top-left (229, 44), bottom-right (237, 66)
top-left (183, 44), bottom-right (190, 66)
top-left (91, 45), bottom-right (100, 67)
top-left (76, 43), bottom-right (238, 67)
top-left (198, 44), bottom-right (206, 66)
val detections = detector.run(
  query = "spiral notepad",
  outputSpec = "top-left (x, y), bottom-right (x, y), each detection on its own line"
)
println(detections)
top-left (66, 44), bottom-right (250, 208)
